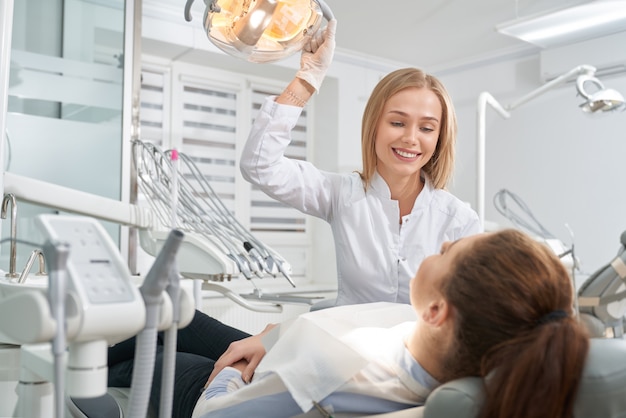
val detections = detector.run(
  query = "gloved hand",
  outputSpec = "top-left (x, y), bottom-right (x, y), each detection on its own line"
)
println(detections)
top-left (295, 19), bottom-right (337, 92)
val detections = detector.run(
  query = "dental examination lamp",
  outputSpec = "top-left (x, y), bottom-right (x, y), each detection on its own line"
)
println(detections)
top-left (184, 0), bottom-right (335, 63)
top-left (476, 64), bottom-right (625, 227)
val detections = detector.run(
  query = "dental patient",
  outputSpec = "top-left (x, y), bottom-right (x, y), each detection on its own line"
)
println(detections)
top-left (109, 229), bottom-right (588, 417)
top-left (192, 229), bottom-right (589, 417)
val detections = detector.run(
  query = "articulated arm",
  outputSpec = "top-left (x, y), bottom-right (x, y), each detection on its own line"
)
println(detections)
top-left (578, 231), bottom-right (626, 327)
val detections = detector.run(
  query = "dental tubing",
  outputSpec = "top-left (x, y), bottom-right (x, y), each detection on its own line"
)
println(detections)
top-left (127, 322), bottom-right (158, 418)
top-left (159, 263), bottom-right (181, 418)
top-left (128, 229), bottom-right (184, 418)
top-left (160, 153), bottom-right (182, 418)
top-left (42, 240), bottom-right (70, 418)
top-left (170, 149), bottom-right (179, 229)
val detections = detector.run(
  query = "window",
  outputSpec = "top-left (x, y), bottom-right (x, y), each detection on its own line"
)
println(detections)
top-left (139, 66), bottom-right (169, 148)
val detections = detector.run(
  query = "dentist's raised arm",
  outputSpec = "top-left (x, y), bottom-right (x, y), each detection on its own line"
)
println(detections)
top-left (210, 22), bottom-right (336, 384)
top-left (239, 19), bottom-right (338, 220)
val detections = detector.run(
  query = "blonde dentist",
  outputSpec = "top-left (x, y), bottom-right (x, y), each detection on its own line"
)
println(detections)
top-left (239, 19), bottom-right (480, 307)
top-left (216, 16), bottom-right (479, 387)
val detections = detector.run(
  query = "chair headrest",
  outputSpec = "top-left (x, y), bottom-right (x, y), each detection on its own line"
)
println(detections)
top-left (423, 338), bottom-right (626, 418)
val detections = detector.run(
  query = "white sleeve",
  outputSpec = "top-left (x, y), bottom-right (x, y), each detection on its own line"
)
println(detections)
top-left (239, 96), bottom-right (341, 221)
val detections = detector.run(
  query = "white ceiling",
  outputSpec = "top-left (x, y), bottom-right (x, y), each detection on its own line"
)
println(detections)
top-left (171, 0), bottom-right (608, 75)
top-left (326, 0), bottom-right (592, 71)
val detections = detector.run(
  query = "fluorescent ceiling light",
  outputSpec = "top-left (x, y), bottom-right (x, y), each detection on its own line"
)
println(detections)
top-left (497, 0), bottom-right (626, 48)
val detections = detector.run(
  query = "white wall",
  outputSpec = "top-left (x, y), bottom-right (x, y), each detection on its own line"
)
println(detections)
top-left (440, 49), bottom-right (626, 283)
top-left (322, 40), bottom-right (626, 286)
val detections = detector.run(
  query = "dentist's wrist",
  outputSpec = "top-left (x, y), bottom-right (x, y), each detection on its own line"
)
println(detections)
top-left (277, 78), bottom-right (315, 107)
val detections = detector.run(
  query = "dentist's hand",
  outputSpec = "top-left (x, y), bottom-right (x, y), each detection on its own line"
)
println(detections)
top-left (207, 323), bottom-right (277, 385)
top-left (295, 19), bottom-right (337, 92)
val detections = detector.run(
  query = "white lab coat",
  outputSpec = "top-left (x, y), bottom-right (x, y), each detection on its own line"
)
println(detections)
top-left (240, 97), bottom-right (481, 305)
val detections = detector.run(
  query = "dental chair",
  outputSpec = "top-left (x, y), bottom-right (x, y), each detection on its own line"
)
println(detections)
top-left (369, 336), bottom-right (626, 418)
top-left (371, 230), bottom-right (626, 418)
top-left (80, 336), bottom-right (626, 418)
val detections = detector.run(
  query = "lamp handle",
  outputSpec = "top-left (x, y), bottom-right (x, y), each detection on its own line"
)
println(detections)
top-left (184, 0), bottom-right (194, 22)
top-left (316, 0), bottom-right (335, 21)
top-left (184, 0), bottom-right (220, 22)
top-left (576, 75), bottom-right (604, 100)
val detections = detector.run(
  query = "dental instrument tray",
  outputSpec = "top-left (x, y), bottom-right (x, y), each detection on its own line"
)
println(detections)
top-left (132, 140), bottom-right (294, 286)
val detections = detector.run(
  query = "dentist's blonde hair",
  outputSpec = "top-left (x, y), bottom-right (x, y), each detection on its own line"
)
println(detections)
top-left (359, 68), bottom-right (457, 190)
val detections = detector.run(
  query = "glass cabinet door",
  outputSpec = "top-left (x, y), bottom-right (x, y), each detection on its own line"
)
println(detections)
top-left (2, 0), bottom-right (127, 274)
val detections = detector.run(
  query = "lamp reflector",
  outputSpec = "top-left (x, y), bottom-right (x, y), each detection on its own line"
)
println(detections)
top-left (580, 88), bottom-right (626, 113)
top-left (204, 0), bottom-right (324, 63)
top-left (576, 74), bottom-right (626, 113)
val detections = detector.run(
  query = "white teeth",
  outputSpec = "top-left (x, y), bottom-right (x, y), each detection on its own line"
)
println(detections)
top-left (394, 149), bottom-right (418, 158)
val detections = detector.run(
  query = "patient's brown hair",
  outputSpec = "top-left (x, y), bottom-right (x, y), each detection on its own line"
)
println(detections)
top-left (440, 229), bottom-right (589, 418)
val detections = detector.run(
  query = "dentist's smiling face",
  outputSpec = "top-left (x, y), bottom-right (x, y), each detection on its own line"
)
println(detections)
top-left (374, 87), bottom-right (441, 184)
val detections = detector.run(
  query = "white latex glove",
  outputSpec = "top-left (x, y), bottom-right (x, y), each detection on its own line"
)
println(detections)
top-left (295, 19), bottom-right (337, 92)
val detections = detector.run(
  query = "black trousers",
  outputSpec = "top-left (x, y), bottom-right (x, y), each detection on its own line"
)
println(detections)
top-left (108, 310), bottom-right (250, 418)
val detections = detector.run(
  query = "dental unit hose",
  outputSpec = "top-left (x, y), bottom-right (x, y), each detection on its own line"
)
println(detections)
top-left (42, 240), bottom-right (70, 418)
top-left (159, 263), bottom-right (182, 418)
top-left (128, 229), bottom-right (184, 418)
top-left (159, 149), bottom-right (182, 417)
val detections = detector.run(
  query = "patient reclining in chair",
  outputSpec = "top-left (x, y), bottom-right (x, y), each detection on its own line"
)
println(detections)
top-left (195, 229), bottom-right (588, 417)
top-left (110, 229), bottom-right (589, 418)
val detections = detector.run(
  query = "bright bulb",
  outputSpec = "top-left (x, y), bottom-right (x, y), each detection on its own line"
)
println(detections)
top-left (265, 1), bottom-right (314, 42)
top-left (232, 0), bottom-right (277, 46)
top-left (577, 75), bottom-right (626, 113)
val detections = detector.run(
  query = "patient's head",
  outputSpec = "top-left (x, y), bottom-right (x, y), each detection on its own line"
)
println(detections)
top-left (416, 229), bottom-right (589, 418)
top-left (438, 229), bottom-right (575, 374)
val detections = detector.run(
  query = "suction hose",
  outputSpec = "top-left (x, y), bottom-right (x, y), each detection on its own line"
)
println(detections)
top-left (127, 229), bottom-right (184, 418)
top-left (159, 262), bottom-right (181, 418)
top-left (42, 240), bottom-right (70, 418)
